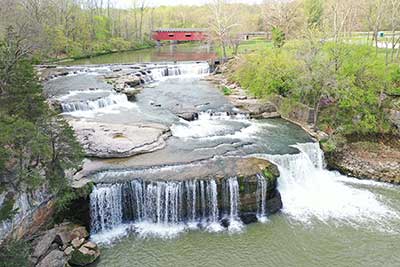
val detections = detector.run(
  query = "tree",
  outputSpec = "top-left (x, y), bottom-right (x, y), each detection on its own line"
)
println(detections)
top-left (272, 26), bottom-right (286, 48)
top-left (207, 0), bottom-right (239, 60)
top-left (304, 0), bottom-right (324, 30)
top-left (0, 29), bottom-right (83, 194)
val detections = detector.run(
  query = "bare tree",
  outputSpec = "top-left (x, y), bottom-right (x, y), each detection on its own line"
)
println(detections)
top-left (207, 0), bottom-right (239, 60)
top-left (262, 0), bottom-right (302, 38)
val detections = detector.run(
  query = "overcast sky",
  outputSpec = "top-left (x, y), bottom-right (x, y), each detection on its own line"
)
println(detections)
top-left (115, 0), bottom-right (263, 8)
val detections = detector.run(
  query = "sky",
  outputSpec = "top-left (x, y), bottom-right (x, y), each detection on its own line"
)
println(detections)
top-left (115, 0), bottom-right (263, 8)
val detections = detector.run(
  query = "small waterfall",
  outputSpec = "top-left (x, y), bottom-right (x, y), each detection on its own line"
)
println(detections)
top-left (137, 62), bottom-right (210, 83)
top-left (256, 174), bottom-right (268, 221)
top-left (61, 93), bottom-right (129, 113)
top-left (223, 177), bottom-right (243, 231)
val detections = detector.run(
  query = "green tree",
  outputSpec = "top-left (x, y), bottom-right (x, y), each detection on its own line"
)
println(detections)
top-left (271, 27), bottom-right (286, 48)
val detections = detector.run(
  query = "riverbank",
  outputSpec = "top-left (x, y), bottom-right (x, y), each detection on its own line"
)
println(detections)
top-left (217, 60), bottom-right (400, 184)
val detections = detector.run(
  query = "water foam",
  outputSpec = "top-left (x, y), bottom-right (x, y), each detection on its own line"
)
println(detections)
top-left (256, 143), bottom-right (398, 227)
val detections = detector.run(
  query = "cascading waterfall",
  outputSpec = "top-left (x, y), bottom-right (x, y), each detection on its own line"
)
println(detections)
top-left (222, 177), bottom-right (243, 231)
top-left (257, 142), bottom-right (397, 225)
top-left (127, 62), bottom-right (210, 84)
top-left (256, 174), bottom-right (268, 222)
top-left (90, 178), bottom-right (229, 237)
top-left (61, 93), bottom-right (130, 113)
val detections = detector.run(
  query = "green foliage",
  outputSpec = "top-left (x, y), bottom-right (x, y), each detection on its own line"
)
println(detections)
top-left (0, 239), bottom-right (30, 267)
top-left (0, 195), bottom-right (18, 222)
top-left (231, 41), bottom-right (398, 136)
top-left (222, 86), bottom-right (232, 95)
top-left (233, 49), bottom-right (298, 98)
top-left (304, 0), bottom-right (324, 29)
top-left (0, 32), bottom-right (84, 196)
top-left (320, 135), bottom-right (346, 153)
top-left (271, 27), bottom-right (286, 48)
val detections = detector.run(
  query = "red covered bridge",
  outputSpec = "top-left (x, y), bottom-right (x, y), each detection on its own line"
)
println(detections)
top-left (152, 28), bottom-right (208, 42)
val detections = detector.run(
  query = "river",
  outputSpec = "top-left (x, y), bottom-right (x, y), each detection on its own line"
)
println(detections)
top-left (45, 45), bottom-right (400, 267)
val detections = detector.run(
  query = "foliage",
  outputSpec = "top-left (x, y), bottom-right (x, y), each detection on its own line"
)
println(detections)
top-left (0, 239), bottom-right (30, 267)
top-left (271, 27), bottom-right (286, 48)
top-left (0, 31), bottom-right (84, 214)
top-left (304, 0), bottom-right (324, 29)
top-left (222, 86), bottom-right (232, 95)
top-left (0, 195), bottom-right (18, 222)
top-left (231, 41), bottom-right (398, 136)
top-left (233, 49), bottom-right (298, 98)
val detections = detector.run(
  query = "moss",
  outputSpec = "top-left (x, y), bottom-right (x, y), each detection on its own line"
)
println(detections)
top-left (69, 248), bottom-right (98, 266)
top-left (221, 86), bottom-right (232, 95)
top-left (0, 195), bottom-right (18, 222)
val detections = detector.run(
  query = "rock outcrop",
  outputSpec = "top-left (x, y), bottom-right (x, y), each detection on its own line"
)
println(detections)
top-left (32, 223), bottom-right (100, 267)
top-left (71, 121), bottom-right (171, 158)
top-left (324, 141), bottom-right (400, 184)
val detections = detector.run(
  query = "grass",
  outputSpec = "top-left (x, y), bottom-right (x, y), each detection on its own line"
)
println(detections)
top-left (216, 39), bottom-right (273, 57)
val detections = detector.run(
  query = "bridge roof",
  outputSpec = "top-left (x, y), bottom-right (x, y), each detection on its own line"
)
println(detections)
top-left (152, 28), bottom-right (207, 33)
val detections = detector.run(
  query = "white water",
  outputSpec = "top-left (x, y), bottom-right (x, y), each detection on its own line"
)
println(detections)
top-left (257, 143), bottom-right (398, 228)
top-left (90, 178), bottom-right (234, 243)
top-left (256, 174), bottom-right (268, 222)
top-left (171, 111), bottom-right (265, 139)
top-left (223, 177), bottom-right (243, 232)
top-left (61, 93), bottom-right (132, 113)
top-left (147, 62), bottom-right (210, 81)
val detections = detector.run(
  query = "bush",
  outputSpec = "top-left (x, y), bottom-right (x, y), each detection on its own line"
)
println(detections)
top-left (0, 240), bottom-right (30, 267)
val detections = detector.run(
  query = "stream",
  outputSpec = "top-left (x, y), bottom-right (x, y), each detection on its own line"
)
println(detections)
top-left (44, 46), bottom-right (400, 267)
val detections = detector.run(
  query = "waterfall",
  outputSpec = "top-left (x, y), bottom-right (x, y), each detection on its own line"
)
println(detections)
top-left (223, 177), bottom-right (243, 231)
top-left (256, 174), bottom-right (268, 222)
top-left (61, 93), bottom-right (130, 113)
top-left (137, 62), bottom-right (210, 83)
top-left (90, 184), bottom-right (123, 233)
top-left (257, 142), bottom-right (396, 225)
top-left (90, 178), bottom-right (231, 237)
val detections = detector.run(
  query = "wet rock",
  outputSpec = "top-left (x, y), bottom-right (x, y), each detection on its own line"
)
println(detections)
top-left (221, 218), bottom-right (230, 228)
top-left (69, 243), bottom-right (100, 266)
top-left (266, 190), bottom-right (283, 214)
top-left (71, 121), bottom-right (171, 158)
top-left (32, 229), bottom-right (57, 259)
top-left (239, 212), bottom-right (258, 224)
top-left (36, 250), bottom-right (67, 267)
top-left (176, 112), bottom-right (199, 121)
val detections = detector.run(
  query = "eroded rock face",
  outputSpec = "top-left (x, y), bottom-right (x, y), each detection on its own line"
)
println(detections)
top-left (71, 121), bottom-right (171, 158)
top-left (324, 142), bottom-right (400, 184)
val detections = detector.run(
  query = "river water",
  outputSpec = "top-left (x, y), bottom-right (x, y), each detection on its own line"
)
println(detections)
top-left (46, 46), bottom-right (400, 267)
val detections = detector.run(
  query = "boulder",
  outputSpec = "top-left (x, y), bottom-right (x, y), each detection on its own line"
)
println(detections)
top-left (70, 226), bottom-right (89, 240)
top-left (54, 231), bottom-right (72, 248)
top-left (69, 243), bottom-right (100, 266)
top-left (36, 250), bottom-right (67, 267)
top-left (176, 112), bottom-right (199, 121)
top-left (64, 246), bottom-right (74, 256)
top-left (71, 238), bottom-right (85, 249)
top-left (32, 229), bottom-right (57, 259)
top-left (239, 212), bottom-right (258, 224)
